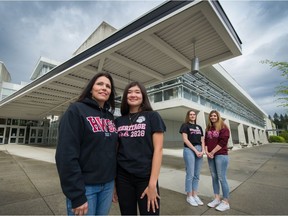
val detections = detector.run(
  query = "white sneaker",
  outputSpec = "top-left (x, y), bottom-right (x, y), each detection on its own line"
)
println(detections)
top-left (207, 198), bottom-right (221, 208)
top-left (216, 201), bottom-right (230, 212)
top-left (186, 196), bottom-right (198, 206)
top-left (193, 195), bottom-right (204, 205)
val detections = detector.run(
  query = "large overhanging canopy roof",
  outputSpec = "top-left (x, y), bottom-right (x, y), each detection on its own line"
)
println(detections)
top-left (0, 0), bottom-right (242, 120)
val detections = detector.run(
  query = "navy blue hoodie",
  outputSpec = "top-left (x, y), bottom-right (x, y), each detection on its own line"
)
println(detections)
top-left (55, 98), bottom-right (118, 208)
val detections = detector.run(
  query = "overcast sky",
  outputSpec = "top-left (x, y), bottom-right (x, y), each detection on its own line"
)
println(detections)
top-left (0, 0), bottom-right (287, 117)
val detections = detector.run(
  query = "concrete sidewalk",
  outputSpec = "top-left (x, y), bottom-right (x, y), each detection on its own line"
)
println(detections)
top-left (0, 143), bottom-right (288, 215)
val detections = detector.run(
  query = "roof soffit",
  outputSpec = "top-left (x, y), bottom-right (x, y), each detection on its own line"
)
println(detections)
top-left (0, 0), bottom-right (243, 120)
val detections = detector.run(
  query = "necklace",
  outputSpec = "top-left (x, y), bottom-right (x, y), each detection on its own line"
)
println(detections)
top-left (129, 112), bottom-right (140, 125)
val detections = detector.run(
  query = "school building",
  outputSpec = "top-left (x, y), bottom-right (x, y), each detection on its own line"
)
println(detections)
top-left (0, 0), bottom-right (275, 148)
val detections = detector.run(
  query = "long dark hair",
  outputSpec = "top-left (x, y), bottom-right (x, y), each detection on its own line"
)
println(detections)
top-left (120, 81), bottom-right (153, 116)
top-left (77, 72), bottom-right (116, 112)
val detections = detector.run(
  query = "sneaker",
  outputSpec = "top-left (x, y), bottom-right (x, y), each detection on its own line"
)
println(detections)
top-left (186, 196), bottom-right (198, 206)
top-left (193, 195), bottom-right (204, 205)
top-left (216, 201), bottom-right (230, 212)
top-left (207, 198), bottom-right (221, 208)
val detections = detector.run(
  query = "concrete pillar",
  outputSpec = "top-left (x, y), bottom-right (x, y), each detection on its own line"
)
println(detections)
top-left (197, 110), bottom-right (206, 132)
top-left (247, 126), bottom-right (254, 147)
top-left (224, 119), bottom-right (233, 149)
top-left (254, 128), bottom-right (260, 145)
top-left (262, 130), bottom-right (269, 144)
top-left (259, 130), bottom-right (268, 144)
top-left (238, 123), bottom-right (247, 147)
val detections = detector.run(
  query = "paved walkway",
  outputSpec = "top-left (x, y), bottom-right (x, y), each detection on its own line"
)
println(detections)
top-left (0, 143), bottom-right (288, 215)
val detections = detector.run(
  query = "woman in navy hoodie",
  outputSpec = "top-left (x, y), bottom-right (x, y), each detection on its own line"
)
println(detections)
top-left (55, 72), bottom-right (118, 216)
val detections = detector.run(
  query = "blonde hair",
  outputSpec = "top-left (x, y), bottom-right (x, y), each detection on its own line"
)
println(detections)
top-left (206, 110), bottom-right (228, 132)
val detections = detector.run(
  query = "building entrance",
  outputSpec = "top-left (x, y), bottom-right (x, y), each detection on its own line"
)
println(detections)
top-left (0, 126), bottom-right (6, 144)
top-left (29, 127), bottom-right (44, 144)
top-left (8, 126), bottom-right (26, 144)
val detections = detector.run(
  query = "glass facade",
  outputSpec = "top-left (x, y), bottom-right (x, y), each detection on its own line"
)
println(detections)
top-left (146, 73), bottom-right (265, 127)
top-left (0, 117), bottom-right (48, 144)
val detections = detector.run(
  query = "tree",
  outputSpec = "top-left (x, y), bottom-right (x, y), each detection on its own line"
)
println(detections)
top-left (273, 112), bottom-right (280, 127)
top-left (273, 113), bottom-right (279, 121)
top-left (261, 60), bottom-right (288, 109)
top-left (280, 114), bottom-right (285, 129)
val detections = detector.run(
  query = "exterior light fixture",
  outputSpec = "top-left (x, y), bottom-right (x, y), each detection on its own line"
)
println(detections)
top-left (127, 71), bottom-right (131, 83)
top-left (191, 41), bottom-right (199, 74)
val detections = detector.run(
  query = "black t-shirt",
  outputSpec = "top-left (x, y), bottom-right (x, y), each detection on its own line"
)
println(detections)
top-left (179, 123), bottom-right (203, 148)
top-left (115, 111), bottom-right (166, 178)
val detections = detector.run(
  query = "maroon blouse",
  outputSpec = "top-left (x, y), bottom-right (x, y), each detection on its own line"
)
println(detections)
top-left (205, 127), bottom-right (230, 155)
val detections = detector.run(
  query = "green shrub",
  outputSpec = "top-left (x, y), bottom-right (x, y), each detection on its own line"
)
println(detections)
top-left (268, 135), bottom-right (286, 143)
top-left (279, 131), bottom-right (288, 142)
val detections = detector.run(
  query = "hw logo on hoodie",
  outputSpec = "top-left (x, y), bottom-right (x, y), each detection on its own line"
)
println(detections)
top-left (86, 116), bottom-right (117, 133)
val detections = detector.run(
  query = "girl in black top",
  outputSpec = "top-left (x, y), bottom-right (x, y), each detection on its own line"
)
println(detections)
top-left (179, 110), bottom-right (205, 207)
top-left (115, 81), bottom-right (166, 215)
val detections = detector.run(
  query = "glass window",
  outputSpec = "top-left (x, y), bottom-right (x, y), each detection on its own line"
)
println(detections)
top-left (0, 118), bottom-right (6, 125)
top-left (38, 129), bottom-right (43, 137)
top-left (200, 96), bottom-right (206, 106)
top-left (211, 101), bottom-right (217, 109)
top-left (164, 89), bottom-right (173, 100)
top-left (31, 129), bottom-right (36, 137)
top-left (0, 128), bottom-right (4, 136)
top-left (154, 83), bottom-right (162, 89)
top-left (12, 119), bottom-right (19, 125)
top-left (154, 92), bottom-right (162, 103)
top-left (148, 94), bottom-right (153, 103)
top-left (11, 128), bottom-right (17, 136)
top-left (164, 87), bottom-right (178, 100)
top-left (20, 120), bottom-right (28, 126)
top-left (163, 79), bottom-right (177, 86)
top-left (18, 138), bottom-right (24, 144)
top-left (191, 92), bottom-right (198, 102)
top-left (19, 128), bottom-right (25, 137)
top-left (206, 99), bottom-right (211, 108)
top-left (183, 88), bottom-right (191, 100)
top-left (10, 138), bottom-right (16, 143)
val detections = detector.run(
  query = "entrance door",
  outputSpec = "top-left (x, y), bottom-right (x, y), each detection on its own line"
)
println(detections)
top-left (9, 127), bottom-right (26, 144)
top-left (29, 127), bottom-right (44, 144)
top-left (0, 126), bottom-right (6, 144)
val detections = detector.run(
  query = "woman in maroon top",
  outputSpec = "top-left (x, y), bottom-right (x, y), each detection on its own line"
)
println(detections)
top-left (205, 110), bottom-right (230, 212)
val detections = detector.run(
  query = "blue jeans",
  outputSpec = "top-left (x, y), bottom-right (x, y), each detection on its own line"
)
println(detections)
top-left (183, 145), bottom-right (203, 193)
top-left (207, 155), bottom-right (230, 199)
top-left (66, 180), bottom-right (114, 216)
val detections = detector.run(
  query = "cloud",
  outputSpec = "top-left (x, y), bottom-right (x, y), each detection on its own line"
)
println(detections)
top-left (220, 0), bottom-right (288, 116)
top-left (0, 1), bottom-right (162, 83)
